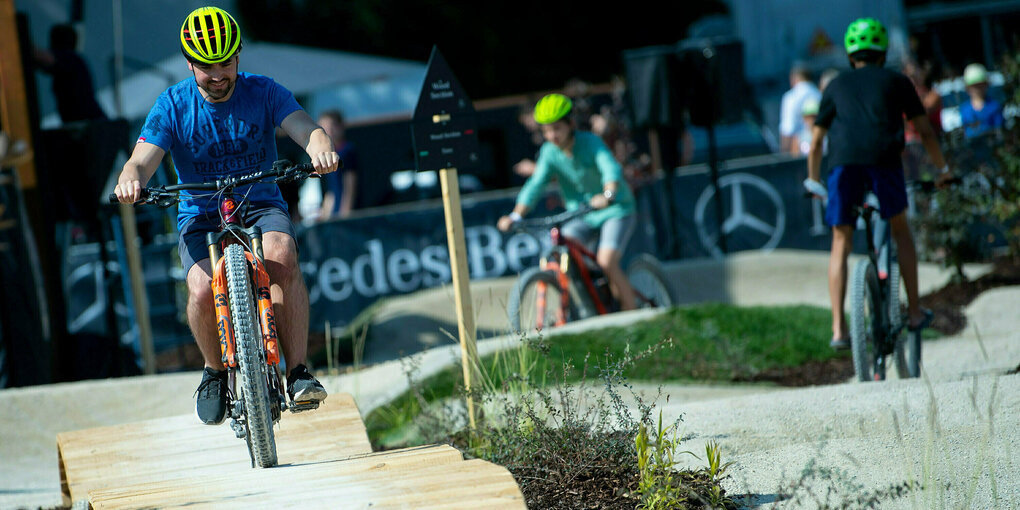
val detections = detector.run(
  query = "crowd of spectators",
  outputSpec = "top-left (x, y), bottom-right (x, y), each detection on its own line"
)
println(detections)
top-left (776, 53), bottom-right (1009, 179)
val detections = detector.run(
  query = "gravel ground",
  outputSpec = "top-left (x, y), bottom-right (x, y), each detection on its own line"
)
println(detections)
top-left (1, 250), bottom-right (1015, 509)
top-left (653, 286), bottom-right (1020, 509)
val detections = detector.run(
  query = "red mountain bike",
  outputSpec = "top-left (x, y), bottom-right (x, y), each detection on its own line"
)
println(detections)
top-left (109, 160), bottom-right (320, 467)
top-left (507, 206), bottom-right (675, 335)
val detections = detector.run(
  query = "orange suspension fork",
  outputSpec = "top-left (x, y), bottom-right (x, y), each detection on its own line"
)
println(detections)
top-left (247, 252), bottom-right (280, 366)
top-left (541, 259), bottom-right (570, 327)
top-left (211, 256), bottom-right (237, 368)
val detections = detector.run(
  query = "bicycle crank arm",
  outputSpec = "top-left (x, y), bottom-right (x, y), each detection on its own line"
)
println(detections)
top-left (229, 418), bottom-right (247, 439)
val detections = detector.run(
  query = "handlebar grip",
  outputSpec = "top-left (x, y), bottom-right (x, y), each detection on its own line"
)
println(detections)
top-left (108, 188), bottom-right (151, 204)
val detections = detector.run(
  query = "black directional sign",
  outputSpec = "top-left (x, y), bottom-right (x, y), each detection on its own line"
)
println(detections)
top-left (411, 46), bottom-right (480, 172)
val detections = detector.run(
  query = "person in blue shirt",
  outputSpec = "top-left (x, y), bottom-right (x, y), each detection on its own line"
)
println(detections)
top-left (317, 109), bottom-right (359, 218)
top-left (112, 7), bottom-right (338, 425)
top-left (959, 63), bottom-right (1004, 140)
top-left (497, 93), bottom-right (637, 310)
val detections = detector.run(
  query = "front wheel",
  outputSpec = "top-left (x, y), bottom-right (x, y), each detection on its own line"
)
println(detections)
top-left (889, 262), bottom-right (921, 379)
top-left (626, 254), bottom-right (674, 309)
top-left (507, 267), bottom-right (570, 335)
top-left (850, 259), bottom-right (884, 382)
top-left (225, 244), bottom-right (278, 468)
top-left (895, 330), bottom-right (922, 378)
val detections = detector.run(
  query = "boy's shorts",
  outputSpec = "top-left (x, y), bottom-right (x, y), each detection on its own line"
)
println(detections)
top-left (561, 213), bottom-right (636, 253)
top-left (178, 204), bottom-right (296, 275)
top-left (825, 165), bottom-right (908, 226)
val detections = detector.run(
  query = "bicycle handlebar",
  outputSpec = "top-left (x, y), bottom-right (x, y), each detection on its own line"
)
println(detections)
top-left (108, 160), bottom-right (318, 205)
top-left (514, 204), bottom-right (595, 230)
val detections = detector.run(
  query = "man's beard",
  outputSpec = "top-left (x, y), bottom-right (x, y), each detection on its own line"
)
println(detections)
top-left (200, 78), bottom-right (235, 100)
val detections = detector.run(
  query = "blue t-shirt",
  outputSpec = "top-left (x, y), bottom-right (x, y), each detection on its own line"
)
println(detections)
top-left (137, 72), bottom-right (302, 230)
top-left (959, 99), bottom-right (1004, 139)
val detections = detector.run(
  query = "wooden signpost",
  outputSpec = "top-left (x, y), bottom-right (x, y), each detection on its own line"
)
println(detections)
top-left (411, 46), bottom-right (482, 429)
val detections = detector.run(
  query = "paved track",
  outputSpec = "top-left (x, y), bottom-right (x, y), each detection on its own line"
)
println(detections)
top-left (1, 250), bottom-right (1014, 509)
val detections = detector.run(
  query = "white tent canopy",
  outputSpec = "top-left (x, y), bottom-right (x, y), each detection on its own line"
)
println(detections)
top-left (43, 42), bottom-right (426, 127)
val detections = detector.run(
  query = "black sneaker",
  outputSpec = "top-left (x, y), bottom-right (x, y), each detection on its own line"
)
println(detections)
top-left (194, 367), bottom-right (228, 425)
top-left (287, 364), bottom-right (327, 403)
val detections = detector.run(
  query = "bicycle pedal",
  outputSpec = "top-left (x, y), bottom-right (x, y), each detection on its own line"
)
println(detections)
top-left (288, 400), bottom-right (320, 413)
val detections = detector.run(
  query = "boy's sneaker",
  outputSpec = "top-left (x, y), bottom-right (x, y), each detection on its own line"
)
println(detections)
top-left (194, 367), bottom-right (228, 425)
top-left (287, 364), bottom-right (327, 403)
top-left (908, 308), bottom-right (935, 332)
top-left (830, 336), bottom-right (851, 351)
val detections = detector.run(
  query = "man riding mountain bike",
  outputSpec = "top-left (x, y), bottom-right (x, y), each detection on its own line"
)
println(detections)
top-left (804, 17), bottom-right (951, 350)
top-left (112, 6), bottom-right (339, 425)
top-left (497, 93), bottom-right (637, 310)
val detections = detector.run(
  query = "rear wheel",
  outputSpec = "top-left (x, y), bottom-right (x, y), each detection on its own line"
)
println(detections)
top-left (225, 244), bottom-right (277, 468)
top-left (626, 254), bottom-right (674, 309)
top-left (507, 267), bottom-right (569, 335)
top-left (850, 259), bottom-right (884, 382)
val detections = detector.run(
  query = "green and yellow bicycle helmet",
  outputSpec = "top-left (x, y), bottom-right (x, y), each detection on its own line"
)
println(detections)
top-left (180, 6), bottom-right (242, 64)
top-left (533, 93), bottom-right (573, 125)
top-left (844, 17), bottom-right (888, 56)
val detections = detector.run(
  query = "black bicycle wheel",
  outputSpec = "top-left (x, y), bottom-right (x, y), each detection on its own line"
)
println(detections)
top-left (507, 267), bottom-right (569, 335)
top-left (850, 259), bottom-right (885, 382)
top-left (225, 244), bottom-right (277, 468)
top-left (896, 329), bottom-right (922, 378)
top-left (889, 261), bottom-right (920, 379)
top-left (626, 254), bottom-right (674, 309)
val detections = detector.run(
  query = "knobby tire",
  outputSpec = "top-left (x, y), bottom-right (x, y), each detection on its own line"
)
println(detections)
top-left (850, 259), bottom-right (884, 382)
top-left (225, 244), bottom-right (278, 467)
top-left (626, 254), bottom-right (675, 309)
top-left (888, 262), bottom-right (921, 378)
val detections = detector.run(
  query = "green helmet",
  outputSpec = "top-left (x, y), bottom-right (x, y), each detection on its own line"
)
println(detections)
top-left (533, 93), bottom-right (573, 124)
top-left (844, 18), bottom-right (888, 55)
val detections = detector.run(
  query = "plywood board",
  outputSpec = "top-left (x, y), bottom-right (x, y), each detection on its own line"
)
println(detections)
top-left (57, 393), bottom-right (372, 504)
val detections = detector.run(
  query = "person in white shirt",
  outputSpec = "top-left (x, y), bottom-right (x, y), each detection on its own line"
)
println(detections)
top-left (779, 65), bottom-right (821, 154)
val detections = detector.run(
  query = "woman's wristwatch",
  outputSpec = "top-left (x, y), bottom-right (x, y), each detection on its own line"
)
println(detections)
top-left (602, 189), bottom-right (616, 203)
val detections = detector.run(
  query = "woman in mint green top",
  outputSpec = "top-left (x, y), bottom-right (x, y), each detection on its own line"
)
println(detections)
top-left (498, 93), bottom-right (637, 310)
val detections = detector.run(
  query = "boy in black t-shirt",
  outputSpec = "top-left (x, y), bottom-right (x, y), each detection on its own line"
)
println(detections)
top-left (803, 17), bottom-right (951, 350)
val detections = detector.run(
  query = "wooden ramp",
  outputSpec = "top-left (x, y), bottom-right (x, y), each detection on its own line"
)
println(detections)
top-left (56, 393), bottom-right (525, 509)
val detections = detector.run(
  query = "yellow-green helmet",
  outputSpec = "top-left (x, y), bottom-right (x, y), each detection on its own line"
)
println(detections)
top-left (844, 17), bottom-right (888, 55)
top-left (533, 93), bottom-right (573, 124)
top-left (180, 6), bottom-right (242, 64)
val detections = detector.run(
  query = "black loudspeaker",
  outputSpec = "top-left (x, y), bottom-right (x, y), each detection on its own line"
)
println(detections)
top-left (679, 36), bottom-right (747, 127)
top-left (622, 45), bottom-right (686, 129)
top-left (623, 37), bottom-right (747, 129)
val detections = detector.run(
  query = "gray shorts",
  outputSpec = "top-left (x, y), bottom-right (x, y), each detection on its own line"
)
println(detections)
top-left (561, 214), bottom-right (636, 253)
top-left (178, 204), bottom-right (296, 274)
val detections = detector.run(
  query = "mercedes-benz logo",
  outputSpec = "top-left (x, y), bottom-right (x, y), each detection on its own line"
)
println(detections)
top-left (694, 173), bottom-right (786, 258)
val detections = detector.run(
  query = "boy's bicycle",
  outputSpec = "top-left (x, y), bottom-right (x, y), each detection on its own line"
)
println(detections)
top-left (506, 206), bottom-right (675, 335)
top-left (109, 159), bottom-right (321, 467)
top-left (849, 193), bottom-right (920, 382)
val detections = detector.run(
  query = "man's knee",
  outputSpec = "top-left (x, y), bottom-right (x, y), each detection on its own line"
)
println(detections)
top-left (187, 262), bottom-right (214, 307)
top-left (263, 233), bottom-right (301, 283)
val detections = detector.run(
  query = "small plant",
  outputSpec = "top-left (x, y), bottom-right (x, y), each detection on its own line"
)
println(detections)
top-left (703, 440), bottom-right (735, 507)
top-left (634, 410), bottom-right (695, 509)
